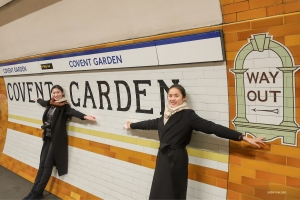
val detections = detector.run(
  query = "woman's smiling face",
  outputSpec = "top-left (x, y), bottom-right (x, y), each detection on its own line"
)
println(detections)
top-left (51, 88), bottom-right (64, 101)
top-left (168, 87), bottom-right (187, 108)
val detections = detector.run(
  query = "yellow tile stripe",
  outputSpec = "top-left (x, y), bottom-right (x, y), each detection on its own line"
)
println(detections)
top-left (7, 121), bottom-right (229, 189)
top-left (0, 153), bottom-right (102, 200)
top-left (9, 114), bottom-right (42, 124)
top-left (8, 114), bottom-right (229, 163)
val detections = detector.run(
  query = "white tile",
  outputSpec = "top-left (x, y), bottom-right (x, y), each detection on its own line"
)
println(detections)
top-left (140, 173), bottom-right (153, 183)
top-left (218, 145), bottom-right (229, 154)
top-left (131, 191), bottom-right (148, 200)
top-left (187, 187), bottom-right (194, 196)
top-left (186, 195), bottom-right (198, 200)
top-left (122, 195), bottom-right (135, 200)
top-left (245, 50), bottom-right (269, 59)
top-left (197, 142), bottom-right (219, 152)
top-left (4, 64), bottom-right (236, 199)
top-left (195, 158), bottom-right (218, 170)
top-left (204, 185), bottom-right (227, 197)
top-left (194, 189), bottom-right (216, 200)
top-left (118, 185), bottom-right (132, 197)
top-left (133, 178), bottom-right (149, 189)
top-left (183, 71), bottom-right (204, 79)
top-left (188, 180), bottom-right (205, 191)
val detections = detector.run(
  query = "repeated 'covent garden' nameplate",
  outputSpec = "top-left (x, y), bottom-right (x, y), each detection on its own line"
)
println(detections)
top-left (0, 30), bottom-right (225, 76)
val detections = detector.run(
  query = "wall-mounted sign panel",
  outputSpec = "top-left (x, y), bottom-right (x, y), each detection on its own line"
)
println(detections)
top-left (0, 30), bottom-right (224, 76)
top-left (0, 61), bottom-right (41, 76)
top-left (39, 42), bottom-right (158, 73)
top-left (156, 31), bottom-right (224, 65)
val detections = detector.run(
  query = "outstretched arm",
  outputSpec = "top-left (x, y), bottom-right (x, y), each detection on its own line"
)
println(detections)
top-left (65, 105), bottom-right (96, 122)
top-left (242, 136), bottom-right (265, 148)
top-left (125, 118), bottom-right (159, 130)
top-left (84, 115), bottom-right (96, 121)
top-left (189, 110), bottom-right (265, 148)
top-left (36, 98), bottom-right (50, 107)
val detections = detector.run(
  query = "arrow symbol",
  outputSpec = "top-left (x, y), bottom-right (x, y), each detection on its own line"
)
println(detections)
top-left (251, 108), bottom-right (279, 114)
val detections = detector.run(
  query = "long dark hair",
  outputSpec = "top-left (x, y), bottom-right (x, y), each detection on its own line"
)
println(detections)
top-left (50, 85), bottom-right (64, 93)
top-left (168, 84), bottom-right (186, 97)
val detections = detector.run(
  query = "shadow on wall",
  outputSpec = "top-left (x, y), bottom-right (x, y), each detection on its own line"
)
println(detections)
top-left (0, 0), bottom-right (62, 27)
top-left (71, 117), bottom-right (160, 141)
top-left (71, 115), bottom-right (225, 152)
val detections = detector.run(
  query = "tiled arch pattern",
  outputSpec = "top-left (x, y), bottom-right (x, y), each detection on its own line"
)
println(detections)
top-left (221, 1), bottom-right (300, 199)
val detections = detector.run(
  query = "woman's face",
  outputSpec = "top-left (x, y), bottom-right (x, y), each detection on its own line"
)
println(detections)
top-left (168, 88), bottom-right (187, 108)
top-left (51, 88), bottom-right (64, 101)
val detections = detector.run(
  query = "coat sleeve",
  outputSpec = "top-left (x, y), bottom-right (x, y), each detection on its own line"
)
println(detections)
top-left (64, 104), bottom-right (86, 120)
top-left (37, 99), bottom-right (50, 107)
top-left (188, 110), bottom-right (243, 141)
top-left (130, 118), bottom-right (160, 130)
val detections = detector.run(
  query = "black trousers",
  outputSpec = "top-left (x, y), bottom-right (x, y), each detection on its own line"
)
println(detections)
top-left (32, 137), bottom-right (55, 193)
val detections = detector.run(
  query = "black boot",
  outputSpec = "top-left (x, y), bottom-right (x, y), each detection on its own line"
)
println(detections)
top-left (28, 190), bottom-right (44, 200)
top-left (22, 189), bottom-right (35, 200)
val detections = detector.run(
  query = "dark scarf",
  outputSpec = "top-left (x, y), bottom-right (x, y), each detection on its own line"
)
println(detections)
top-left (50, 97), bottom-right (68, 107)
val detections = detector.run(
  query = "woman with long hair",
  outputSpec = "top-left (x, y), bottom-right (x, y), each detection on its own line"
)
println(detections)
top-left (126, 84), bottom-right (265, 199)
top-left (23, 85), bottom-right (96, 200)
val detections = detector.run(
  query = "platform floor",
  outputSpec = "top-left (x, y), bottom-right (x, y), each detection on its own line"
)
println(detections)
top-left (0, 166), bottom-right (60, 200)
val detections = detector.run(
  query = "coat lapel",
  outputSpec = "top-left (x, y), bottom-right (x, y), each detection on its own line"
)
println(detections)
top-left (50, 107), bottom-right (60, 128)
top-left (42, 107), bottom-right (50, 123)
top-left (161, 111), bottom-right (182, 140)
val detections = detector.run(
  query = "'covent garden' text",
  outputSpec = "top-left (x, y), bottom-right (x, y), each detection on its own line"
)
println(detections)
top-left (6, 79), bottom-right (179, 115)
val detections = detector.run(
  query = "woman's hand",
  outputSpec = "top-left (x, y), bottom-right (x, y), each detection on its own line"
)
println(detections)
top-left (124, 121), bottom-right (132, 130)
top-left (84, 115), bottom-right (96, 122)
top-left (243, 136), bottom-right (266, 148)
top-left (34, 98), bottom-right (40, 102)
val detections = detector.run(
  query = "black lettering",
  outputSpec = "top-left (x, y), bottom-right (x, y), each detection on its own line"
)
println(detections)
top-left (258, 90), bottom-right (267, 102)
top-left (246, 72), bottom-right (259, 84)
top-left (83, 81), bottom-right (97, 108)
top-left (18, 82), bottom-right (26, 102)
top-left (70, 81), bottom-right (80, 107)
top-left (26, 82), bottom-right (35, 103)
top-left (13, 83), bottom-right (20, 101)
top-left (269, 71), bottom-right (279, 83)
top-left (133, 80), bottom-right (153, 114)
top-left (247, 90), bottom-right (256, 101)
top-left (259, 72), bottom-right (270, 83)
top-left (44, 82), bottom-right (53, 99)
top-left (7, 83), bottom-right (13, 100)
top-left (7, 83), bottom-right (14, 101)
top-left (35, 82), bottom-right (44, 99)
top-left (114, 81), bottom-right (131, 111)
top-left (97, 81), bottom-right (112, 110)
top-left (269, 91), bottom-right (281, 102)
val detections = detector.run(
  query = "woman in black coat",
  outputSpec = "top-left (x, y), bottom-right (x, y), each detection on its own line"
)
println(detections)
top-left (23, 85), bottom-right (96, 200)
top-left (126, 84), bottom-right (265, 200)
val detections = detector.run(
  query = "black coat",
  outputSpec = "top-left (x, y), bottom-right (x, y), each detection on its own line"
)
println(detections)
top-left (131, 109), bottom-right (242, 200)
top-left (37, 99), bottom-right (86, 176)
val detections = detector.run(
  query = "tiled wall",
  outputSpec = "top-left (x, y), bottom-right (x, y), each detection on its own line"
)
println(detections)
top-left (223, 10), bottom-right (300, 200)
top-left (0, 1), bottom-right (300, 200)
top-left (221, 0), bottom-right (300, 23)
top-left (2, 64), bottom-right (232, 199)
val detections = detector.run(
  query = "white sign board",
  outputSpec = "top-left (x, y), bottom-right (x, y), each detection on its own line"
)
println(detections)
top-left (0, 31), bottom-right (224, 76)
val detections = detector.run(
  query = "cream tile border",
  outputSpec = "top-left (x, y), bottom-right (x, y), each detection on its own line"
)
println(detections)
top-left (8, 114), bottom-right (229, 163)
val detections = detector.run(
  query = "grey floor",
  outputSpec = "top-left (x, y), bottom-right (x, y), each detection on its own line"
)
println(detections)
top-left (0, 166), bottom-right (60, 200)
